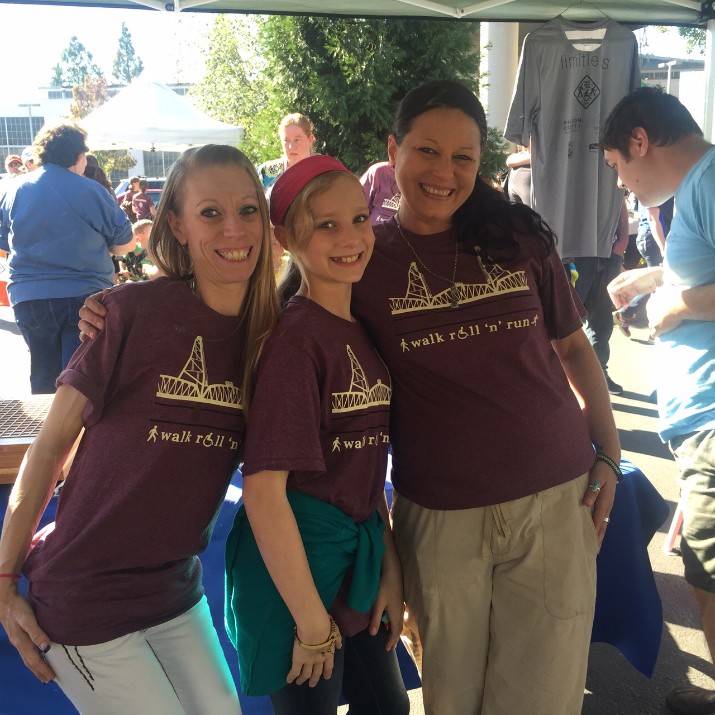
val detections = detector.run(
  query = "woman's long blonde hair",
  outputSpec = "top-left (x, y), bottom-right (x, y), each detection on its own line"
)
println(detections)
top-left (150, 144), bottom-right (279, 415)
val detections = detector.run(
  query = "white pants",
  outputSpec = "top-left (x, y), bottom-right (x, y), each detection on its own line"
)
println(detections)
top-left (45, 596), bottom-right (241, 715)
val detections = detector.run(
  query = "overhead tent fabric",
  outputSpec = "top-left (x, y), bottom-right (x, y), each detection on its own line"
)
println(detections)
top-left (3, 0), bottom-right (711, 24)
top-left (81, 77), bottom-right (243, 151)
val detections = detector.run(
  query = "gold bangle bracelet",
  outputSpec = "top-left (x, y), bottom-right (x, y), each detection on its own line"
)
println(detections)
top-left (294, 618), bottom-right (339, 652)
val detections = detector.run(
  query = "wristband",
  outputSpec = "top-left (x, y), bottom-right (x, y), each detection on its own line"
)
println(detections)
top-left (595, 449), bottom-right (623, 484)
top-left (294, 618), bottom-right (339, 653)
top-left (0, 573), bottom-right (20, 579)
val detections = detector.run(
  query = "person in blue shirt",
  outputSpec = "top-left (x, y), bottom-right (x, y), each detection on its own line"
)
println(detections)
top-left (0, 122), bottom-right (133, 393)
top-left (604, 87), bottom-right (715, 715)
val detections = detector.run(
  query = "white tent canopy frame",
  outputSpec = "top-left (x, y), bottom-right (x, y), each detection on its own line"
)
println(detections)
top-left (80, 76), bottom-right (244, 151)
top-left (23, 0), bottom-right (709, 24)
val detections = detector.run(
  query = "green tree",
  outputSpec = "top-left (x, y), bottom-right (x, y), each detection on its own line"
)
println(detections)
top-left (112, 22), bottom-right (144, 84)
top-left (676, 26), bottom-right (705, 53)
top-left (657, 25), bottom-right (706, 54)
top-left (69, 76), bottom-right (136, 179)
top-left (69, 75), bottom-right (109, 119)
top-left (50, 36), bottom-right (103, 87)
top-left (480, 126), bottom-right (509, 184)
top-left (192, 15), bottom-right (277, 162)
top-left (257, 16), bottom-right (481, 172)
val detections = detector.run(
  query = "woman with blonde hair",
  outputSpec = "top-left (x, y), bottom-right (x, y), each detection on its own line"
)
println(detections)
top-left (0, 144), bottom-right (278, 714)
top-left (226, 155), bottom-right (408, 715)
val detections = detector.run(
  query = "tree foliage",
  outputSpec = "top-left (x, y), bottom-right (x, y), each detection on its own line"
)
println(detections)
top-left (69, 76), bottom-right (109, 120)
top-left (192, 15), bottom-right (279, 162)
top-left (193, 16), bottom-right (482, 171)
top-left (112, 22), bottom-right (144, 84)
top-left (257, 16), bottom-right (481, 172)
top-left (677, 26), bottom-right (705, 53)
top-left (481, 126), bottom-right (509, 184)
top-left (50, 36), bottom-right (103, 87)
top-left (192, 16), bottom-right (513, 177)
top-left (656, 25), bottom-right (705, 53)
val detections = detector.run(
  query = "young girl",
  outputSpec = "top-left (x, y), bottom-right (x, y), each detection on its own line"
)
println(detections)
top-left (0, 144), bottom-right (278, 714)
top-left (224, 155), bottom-right (409, 715)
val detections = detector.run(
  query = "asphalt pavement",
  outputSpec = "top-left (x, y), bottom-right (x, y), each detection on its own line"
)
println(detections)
top-left (0, 304), bottom-right (712, 714)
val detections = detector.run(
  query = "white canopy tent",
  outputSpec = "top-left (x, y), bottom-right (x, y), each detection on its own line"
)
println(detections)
top-left (81, 76), bottom-right (243, 151)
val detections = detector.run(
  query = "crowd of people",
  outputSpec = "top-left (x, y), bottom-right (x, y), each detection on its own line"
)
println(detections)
top-left (0, 81), bottom-right (712, 715)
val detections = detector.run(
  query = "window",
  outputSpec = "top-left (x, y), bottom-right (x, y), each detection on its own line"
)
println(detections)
top-left (0, 116), bottom-right (45, 148)
top-left (143, 151), bottom-right (180, 177)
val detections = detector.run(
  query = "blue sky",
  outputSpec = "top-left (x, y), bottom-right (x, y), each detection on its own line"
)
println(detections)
top-left (0, 4), bottom-right (213, 95)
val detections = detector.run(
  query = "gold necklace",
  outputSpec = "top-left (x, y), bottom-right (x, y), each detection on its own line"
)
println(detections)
top-left (394, 217), bottom-right (461, 309)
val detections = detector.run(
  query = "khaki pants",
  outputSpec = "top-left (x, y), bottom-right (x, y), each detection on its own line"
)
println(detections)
top-left (393, 474), bottom-right (597, 715)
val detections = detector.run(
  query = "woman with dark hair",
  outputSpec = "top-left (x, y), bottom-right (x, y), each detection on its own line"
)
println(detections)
top-left (349, 80), bottom-right (621, 715)
top-left (83, 153), bottom-right (113, 195)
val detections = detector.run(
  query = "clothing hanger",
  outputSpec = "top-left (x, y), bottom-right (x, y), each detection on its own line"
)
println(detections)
top-left (555, 0), bottom-right (611, 23)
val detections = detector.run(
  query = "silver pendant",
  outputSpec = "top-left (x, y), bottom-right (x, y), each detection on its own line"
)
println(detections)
top-left (450, 284), bottom-right (460, 309)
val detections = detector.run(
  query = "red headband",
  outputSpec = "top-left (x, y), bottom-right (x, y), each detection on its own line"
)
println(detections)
top-left (269, 155), bottom-right (353, 226)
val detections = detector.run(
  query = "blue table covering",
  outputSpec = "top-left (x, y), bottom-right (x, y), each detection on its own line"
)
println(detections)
top-left (0, 459), bottom-right (667, 713)
top-left (591, 459), bottom-right (670, 676)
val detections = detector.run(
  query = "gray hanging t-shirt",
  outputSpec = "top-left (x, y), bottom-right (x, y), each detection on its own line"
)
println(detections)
top-left (505, 18), bottom-right (640, 259)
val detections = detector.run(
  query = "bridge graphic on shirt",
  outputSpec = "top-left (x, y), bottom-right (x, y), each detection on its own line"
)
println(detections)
top-left (331, 345), bottom-right (391, 414)
top-left (381, 194), bottom-right (401, 212)
top-left (156, 336), bottom-right (242, 409)
top-left (388, 257), bottom-right (529, 315)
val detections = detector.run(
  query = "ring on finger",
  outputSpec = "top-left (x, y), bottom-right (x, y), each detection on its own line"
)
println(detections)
top-left (603, 516), bottom-right (610, 524)
top-left (589, 480), bottom-right (601, 493)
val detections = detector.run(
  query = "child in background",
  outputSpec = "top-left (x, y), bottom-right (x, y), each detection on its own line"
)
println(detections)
top-left (225, 155), bottom-right (409, 715)
top-left (119, 176), bottom-right (140, 223)
top-left (118, 220), bottom-right (159, 282)
top-left (256, 113), bottom-right (316, 191)
top-left (132, 179), bottom-right (156, 220)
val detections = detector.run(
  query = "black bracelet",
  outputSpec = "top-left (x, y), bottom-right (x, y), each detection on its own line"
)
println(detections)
top-left (595, 449), bottom-right (623, 484)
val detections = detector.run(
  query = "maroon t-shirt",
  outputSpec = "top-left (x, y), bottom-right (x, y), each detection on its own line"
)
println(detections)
top-left (23, 278), bottom-right (246, 645)
top-left (351, 220), bottom-right (595, 510)
top-left (243, 296), bottom-right (391, 524)
top-left (243, 296), bottom-right (391, 636)
top-left (132, 191), bottom-right (154, 220)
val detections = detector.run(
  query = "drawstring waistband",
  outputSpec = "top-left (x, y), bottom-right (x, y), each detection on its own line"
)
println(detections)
top-left (482, 502), bottom-right (512, 557)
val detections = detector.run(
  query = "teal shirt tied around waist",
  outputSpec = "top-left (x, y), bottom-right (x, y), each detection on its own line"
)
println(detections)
top-left (225, 489), bottom-right (386, 696)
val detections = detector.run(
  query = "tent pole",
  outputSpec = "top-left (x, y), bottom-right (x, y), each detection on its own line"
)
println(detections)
top-left (479, 22), bottom-right (520, 136)
top-left (704, 19), bottom-right (715, 141)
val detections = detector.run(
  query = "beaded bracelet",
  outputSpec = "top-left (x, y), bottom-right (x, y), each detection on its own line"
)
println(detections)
top-left (294, 618), bottom-right (339, 653)
top-left (595, 449), bottom-right (623, 484)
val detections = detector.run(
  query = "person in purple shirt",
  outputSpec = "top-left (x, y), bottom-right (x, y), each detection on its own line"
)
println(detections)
top-left (0, 144), bottom-right (278, 714)
top-left (359, 160), bottom-right (400, 225)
